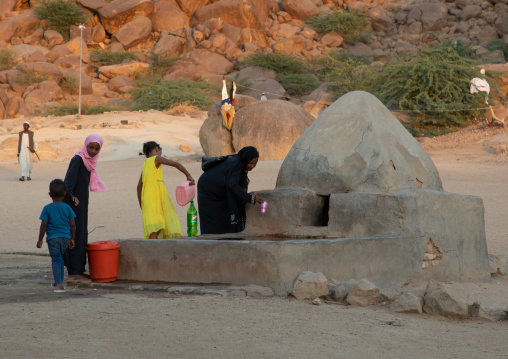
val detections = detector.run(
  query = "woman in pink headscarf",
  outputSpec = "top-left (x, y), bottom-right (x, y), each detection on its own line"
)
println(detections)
top-left (63, 134), bottom-right (107, 281)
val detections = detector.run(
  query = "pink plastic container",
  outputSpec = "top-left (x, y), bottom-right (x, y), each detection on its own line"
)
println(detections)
top-left (176, 181), bottom-right (195, 206)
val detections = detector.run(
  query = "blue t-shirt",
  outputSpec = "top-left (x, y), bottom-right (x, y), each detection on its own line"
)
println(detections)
top-left (39, 202), bottom-right (76, 240)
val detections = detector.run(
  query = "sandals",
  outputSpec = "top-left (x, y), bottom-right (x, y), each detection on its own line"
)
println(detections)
top-left (51, 283), bottom-right (65, 293)
top-left (19, 176), bottom-right (25, 181)
top-left (67, 275), bottom-right (91, 282)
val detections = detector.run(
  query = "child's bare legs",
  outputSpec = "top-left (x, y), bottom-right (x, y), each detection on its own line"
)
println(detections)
top-left (149, 230), bottom-right (161, 239)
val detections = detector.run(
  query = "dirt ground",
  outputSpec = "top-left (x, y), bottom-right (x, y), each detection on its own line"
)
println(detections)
top-left (1, 114), bottom-right (508, 358)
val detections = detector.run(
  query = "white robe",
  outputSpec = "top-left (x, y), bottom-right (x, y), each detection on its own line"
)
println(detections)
top-left (19, 133), bottom-right (37, 177)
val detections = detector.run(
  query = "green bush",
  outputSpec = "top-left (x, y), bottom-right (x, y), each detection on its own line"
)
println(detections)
top-left (15, 71), bottom-right (49, 85)
top-left (0, 48), bottom-right (17, 71)
top-left (60, 76), bottom-right (79, 94)
top-left (90, 50), bottom-right (139, 66)
top-left (129, 80), bottom-right (216, 111)
top-left (368, 44), bottom-right (487, 128)
top-left (305, 10), bottom-right (370, 44)
top-left (276, 73), bottom-right (321, 96)
top-left (485, 39), bottom-right (508, 62)
top-left (312, 52), bottom-right (374, 99)
top-left (239, 52), bottom-right (306, 74)
top-left (451, 40), bottom-right (478, 60)
top-left (135, 53), bottom-right (179, 86)
top-left (238, 52), bottom-right (321, 96)
top-left (34, 0), bottom-right (87, 40)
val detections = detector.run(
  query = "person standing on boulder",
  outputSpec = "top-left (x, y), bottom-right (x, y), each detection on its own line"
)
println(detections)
top-left (17, 121), bottom-right (37, 181)
top-left (197, 146), bottom-right (263, 235)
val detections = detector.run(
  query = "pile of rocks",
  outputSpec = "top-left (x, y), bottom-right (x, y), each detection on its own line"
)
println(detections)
top-left (0, 0), bottom-right (506, 120)
top-left (291, 271), bottom-right (508, 321)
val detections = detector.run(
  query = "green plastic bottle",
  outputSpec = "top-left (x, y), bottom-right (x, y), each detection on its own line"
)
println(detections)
top-left (187, 201), bottom-right (198, 237)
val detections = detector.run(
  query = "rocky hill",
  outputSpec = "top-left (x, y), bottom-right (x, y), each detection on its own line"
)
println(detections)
top-left (0, 0), bottom-right (507, 120)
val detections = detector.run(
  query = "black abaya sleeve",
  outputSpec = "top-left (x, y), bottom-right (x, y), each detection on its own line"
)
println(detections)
top-left (227, 165), bottom-right (252, 204)
top-left (64, 156), bottom-right (81, 198)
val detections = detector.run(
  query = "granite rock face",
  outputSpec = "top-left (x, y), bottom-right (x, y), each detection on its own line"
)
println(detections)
top-left (276, 91), bottom-right (443, 195)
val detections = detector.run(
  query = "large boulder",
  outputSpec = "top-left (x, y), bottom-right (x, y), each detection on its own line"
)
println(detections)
top-left (189, 0), bottom-right (264, 30)
top-left (170, 49), bottom-right (234, 79)
top-left (77, 0), bottom-right (107, 12)
top-left (231, 100), bottom-right (315, 161)
top-left (10, 44), bottom-right (48, 60)
top-left (232, 66), bottom-right (285, 101)
top-left (34, 80), bottom-right (65, 100)
top-left (44, 30), bottom-right (64, 47)
top-left (5, 96), bottom-right (30, 118)
top-left (0, 0), bottom-right (21, 12)
top-left (241, 78), bottom-right (286, 101)
top-left (24, 89), bottom-right (57, 107)
top-left (152, 35), bottom-right (186, 56)
top-left (395, 3), bottom-right (447, 31)
top-left (99, 0), bottom-right (154, 34)
top-left (367, 7), bottom-right (395, 33)
top-left (175, 0), bottom-right (210, 18)
top-left (410, 3), bottom-right (447, 31)
top-left (272, 36), bottom-right (307, 54)
top-left (16, 62), bottom-right (62, 82)
top-left (62, 71), bottom-right (93, 95)
top-left (281, 0), bottom-right (319, 20)
top-left (152, 0), bottom-right (189, 32)
top-left (46, 37), bottom-right (89, 62)
top-left (108, 75), bottom-right (138, 93)
top-left (276, 91), bottom-right (443, 195)
top-left (199, 94), bottom-right (257, 157)
top-left (98, 62), bottom-right (150, 78)
top-left (111, 15), bottom-right (152, 49)
top-left (249, 0), bottom-right (278, 22)
top-left (0, 11), bottom-right (39, 42)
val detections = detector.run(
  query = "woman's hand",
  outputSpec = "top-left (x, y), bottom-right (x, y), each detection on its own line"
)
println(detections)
top-left (255, 196), bottom-right (263, 204)
top-left (187, 176), bottom-right (195, 186)
top-left (72, 196), bottom-right (79, 206)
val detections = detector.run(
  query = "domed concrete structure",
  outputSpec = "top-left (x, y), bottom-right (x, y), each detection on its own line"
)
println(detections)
top-left (276, 91), bottom-right (442, 195)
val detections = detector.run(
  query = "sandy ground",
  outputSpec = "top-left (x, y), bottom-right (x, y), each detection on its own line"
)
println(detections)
top-left (1, 114), bottom-right (508, 358)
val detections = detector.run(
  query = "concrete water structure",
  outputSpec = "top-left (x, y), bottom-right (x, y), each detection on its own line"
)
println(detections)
top-left (117, 92), bottom-right (491, 295)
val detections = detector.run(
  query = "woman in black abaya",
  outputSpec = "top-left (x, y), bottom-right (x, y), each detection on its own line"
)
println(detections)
top-left (197, 146), bottom-right (263, 235)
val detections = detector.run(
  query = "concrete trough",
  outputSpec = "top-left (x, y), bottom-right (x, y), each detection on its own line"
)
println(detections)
top-left (117, 232), bottom-right (490, 296)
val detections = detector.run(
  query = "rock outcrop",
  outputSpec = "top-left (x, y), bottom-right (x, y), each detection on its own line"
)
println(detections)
top-left (200, 98), bottom-right (315, 161)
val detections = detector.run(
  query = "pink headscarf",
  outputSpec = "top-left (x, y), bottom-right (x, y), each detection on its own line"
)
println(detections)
top-left (75, 134), bottom-right (107, 192)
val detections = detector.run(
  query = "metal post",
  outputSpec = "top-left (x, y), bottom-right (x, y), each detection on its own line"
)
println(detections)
top-left (77, 24), bottom-right (85, 120)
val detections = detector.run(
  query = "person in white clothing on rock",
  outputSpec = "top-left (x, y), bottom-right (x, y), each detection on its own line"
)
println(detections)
top-left (17, 121), bottom-right (37, 181)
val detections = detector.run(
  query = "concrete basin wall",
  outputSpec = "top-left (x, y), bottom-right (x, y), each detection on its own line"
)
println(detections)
top-left (118, 233), bottom-right (484, 296)
top-left (117, 190), bottom-right (490, 296)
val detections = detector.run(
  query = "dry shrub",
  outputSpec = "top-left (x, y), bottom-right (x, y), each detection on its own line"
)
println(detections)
top-left (164, 103), bottom-right (203, 118)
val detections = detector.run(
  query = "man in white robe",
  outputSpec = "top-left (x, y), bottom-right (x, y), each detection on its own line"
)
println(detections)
top-left (17, 121), bottom-right (37, 181)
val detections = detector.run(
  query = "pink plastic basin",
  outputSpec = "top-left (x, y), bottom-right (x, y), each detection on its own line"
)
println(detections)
top-left (176, 181), bottom-right (195, 206)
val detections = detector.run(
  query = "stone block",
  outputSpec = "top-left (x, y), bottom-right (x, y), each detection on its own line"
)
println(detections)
top-left (244, 189), bottom-right (324, 234)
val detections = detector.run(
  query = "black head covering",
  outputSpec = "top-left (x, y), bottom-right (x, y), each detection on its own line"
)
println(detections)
top-left (238, 146), bottom-right (259, 165)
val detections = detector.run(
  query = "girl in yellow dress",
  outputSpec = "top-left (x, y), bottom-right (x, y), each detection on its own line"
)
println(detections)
top-left (136, 141), bottom-right (195, 239)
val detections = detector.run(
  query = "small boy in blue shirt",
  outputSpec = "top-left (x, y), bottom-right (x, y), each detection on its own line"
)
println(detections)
top-left (37, 179), bottom-right (76, 293)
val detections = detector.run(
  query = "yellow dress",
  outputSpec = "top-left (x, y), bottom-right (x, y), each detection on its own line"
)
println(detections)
top-left (141, 156), bottom-right (181, 239)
